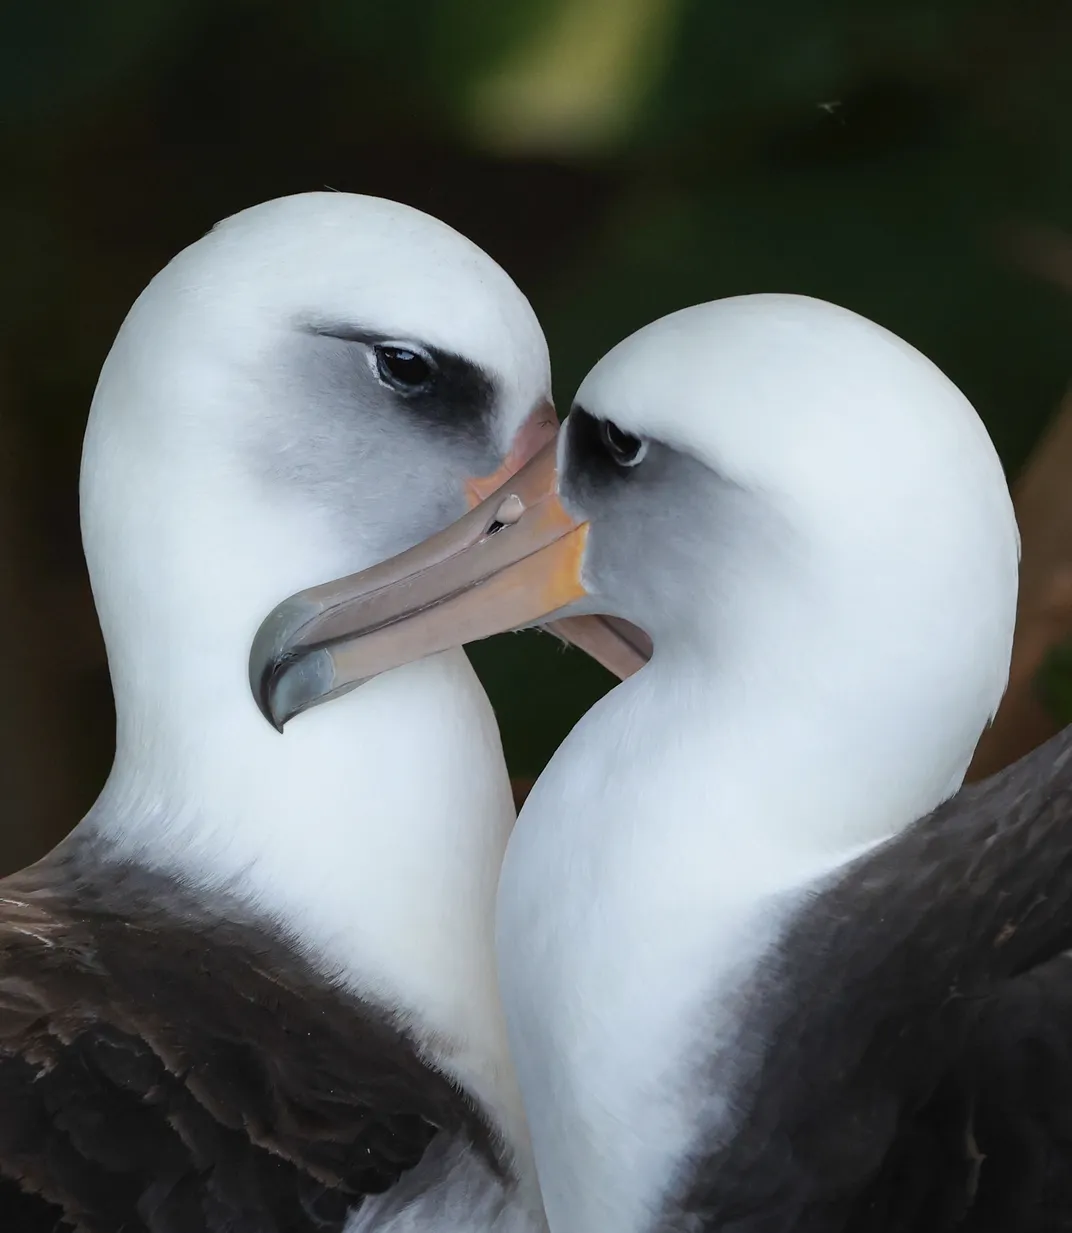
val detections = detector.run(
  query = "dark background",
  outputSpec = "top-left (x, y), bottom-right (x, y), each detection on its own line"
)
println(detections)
top-left (3, 0), bottom-right (1072, 873)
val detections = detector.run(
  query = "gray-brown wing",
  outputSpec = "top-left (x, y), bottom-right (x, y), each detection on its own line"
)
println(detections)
top-left (0, 853), bottom-right (497, 1233)
top-left (664, 724), bottom-right (1072, 1232)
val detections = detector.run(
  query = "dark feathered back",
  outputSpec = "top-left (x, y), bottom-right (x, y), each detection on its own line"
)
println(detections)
top-left (664, 724), bottom-right (1072, 1232)
top-left (0, 845), bottom-right (499, 1233)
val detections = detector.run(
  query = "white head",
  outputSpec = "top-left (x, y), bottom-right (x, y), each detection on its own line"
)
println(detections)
top-left (77, 192), bottom-right (553, 1164)
top-left (295, 292), bottom-right (1020, 1229)
top-left (558, 293), bottom-right (1019, 797)
top-left (82, 191), bottom-right (552, 746)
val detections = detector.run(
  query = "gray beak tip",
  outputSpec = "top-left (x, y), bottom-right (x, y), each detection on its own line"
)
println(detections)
top-left (249, 597), bottom-right (332, 733)
top-left (249, 655), bottom-right (289, 733)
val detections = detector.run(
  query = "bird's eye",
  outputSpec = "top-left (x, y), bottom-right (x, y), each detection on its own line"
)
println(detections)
top-left (599, 420), bottom-right (647, 467)
top-left (374, 344), bottom-right (435, 393)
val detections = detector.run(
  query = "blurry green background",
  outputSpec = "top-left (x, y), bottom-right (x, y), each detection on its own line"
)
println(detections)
top-left (2, 0), bottom-right (1071, 872)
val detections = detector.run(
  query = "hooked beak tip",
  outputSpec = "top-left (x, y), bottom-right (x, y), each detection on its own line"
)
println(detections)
top-left (249, 598), bottom-right (330, 733)
top-left (251, 656), bottom-right (288, 733)
top-left (250, 598), bottom-right (364, 731)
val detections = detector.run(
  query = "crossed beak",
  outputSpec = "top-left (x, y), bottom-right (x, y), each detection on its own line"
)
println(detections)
top-left (250, 403), bottom-right (651, 730)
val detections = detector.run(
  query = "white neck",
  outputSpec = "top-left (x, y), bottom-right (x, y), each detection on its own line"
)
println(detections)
top-left (76, 352), bottom-right (532, 1177)
top-left (497, 585), bottom-right (1012, 1231)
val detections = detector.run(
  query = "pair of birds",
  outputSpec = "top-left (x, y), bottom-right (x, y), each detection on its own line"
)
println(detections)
top-left (1, 190), bottom-right (1071, 1233)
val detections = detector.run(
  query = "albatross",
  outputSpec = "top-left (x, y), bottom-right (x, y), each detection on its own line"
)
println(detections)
top-left (0, 190), bottom-right (640, 1233)
top-left (262, 293), bottom-right (1072, 1231)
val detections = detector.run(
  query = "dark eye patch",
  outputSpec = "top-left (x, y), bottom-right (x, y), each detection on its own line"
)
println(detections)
top-left (564, 406), bottom-right (650, 487)
top-left (303, 322), bottom-right (495, 440)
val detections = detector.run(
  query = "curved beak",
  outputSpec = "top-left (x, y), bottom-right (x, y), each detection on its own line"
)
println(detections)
top-left (250, 419), bottom-right (652, 730)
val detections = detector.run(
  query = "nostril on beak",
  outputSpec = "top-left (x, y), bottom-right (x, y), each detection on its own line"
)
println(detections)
top-left (495, 494), bottom-right (525, 523)
top-left (486, 493), bottom-right (525, 537)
